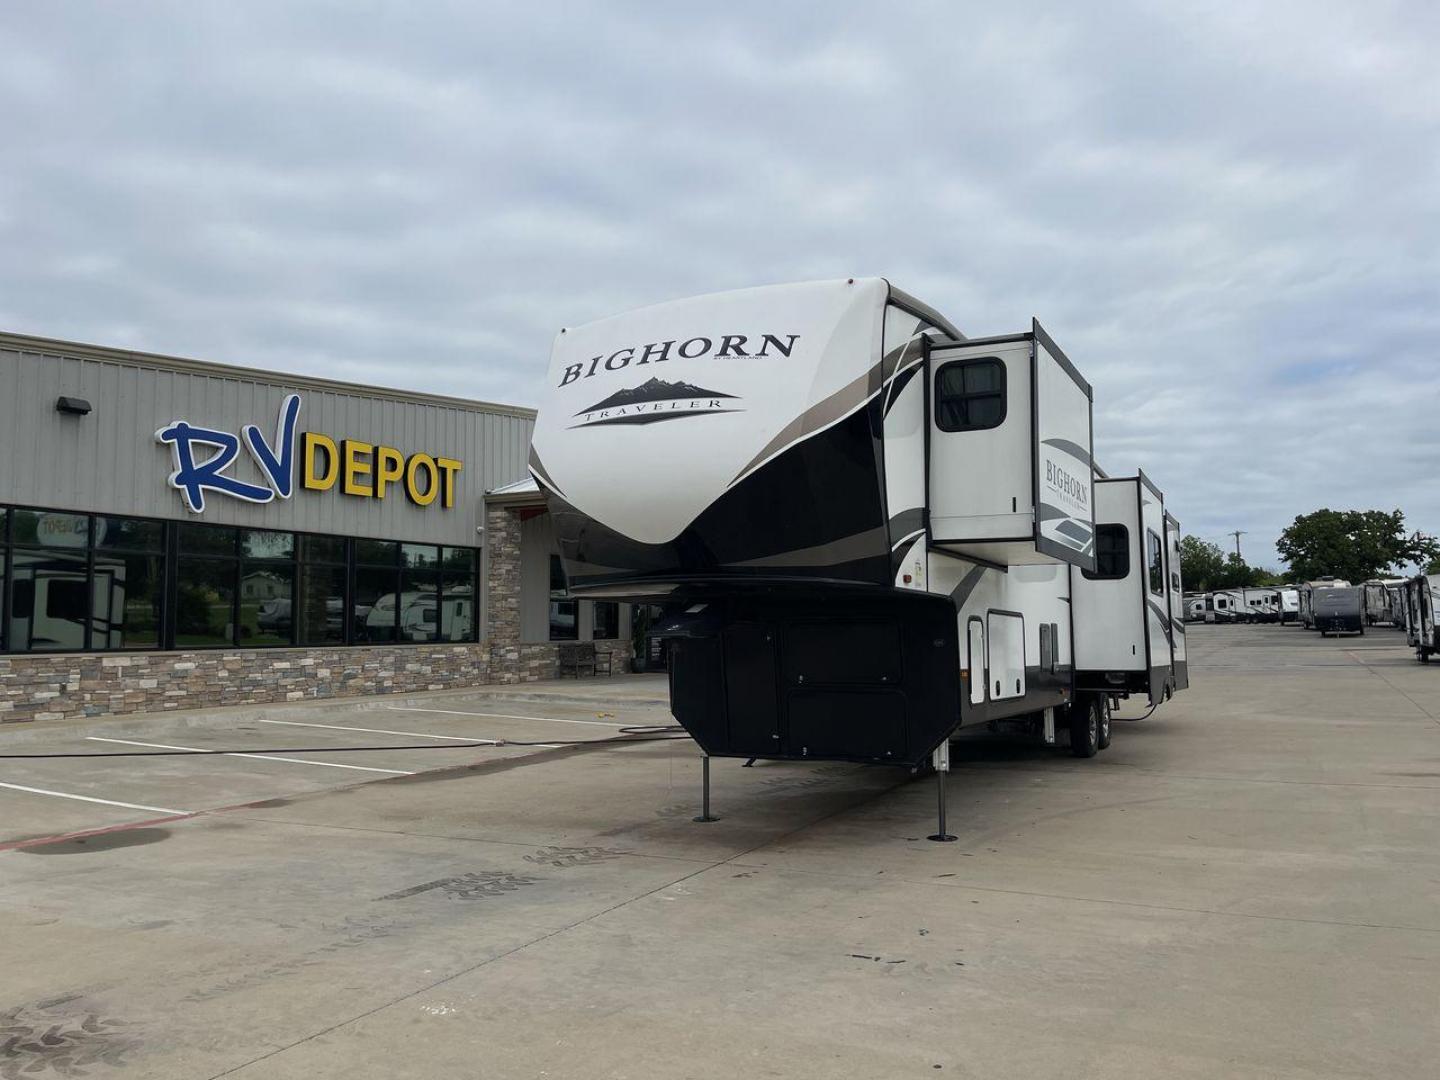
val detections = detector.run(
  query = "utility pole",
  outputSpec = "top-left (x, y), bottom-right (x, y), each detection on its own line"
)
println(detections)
top-left (1230, 531), bottom-right (1246, 561)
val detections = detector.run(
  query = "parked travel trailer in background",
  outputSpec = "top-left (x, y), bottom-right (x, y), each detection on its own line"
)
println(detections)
top-left (531, 279), bottom-right (1188, 791)
top-left (1361, 580), bottom-right (1397, 626)
top-left (1299, 578), bottom-right (1350, 629)
top-left (1278, 587), bottom-right (1300, 623)
top-left (1240, 587), bottom-right (1279, 623)
top-left (1071, 474), bottom-right (1187, 704)
top-left (1183, 593), bottom-right (1206, 623)
top-left (1206, 590), bottom-right (1241, 622)
top-left (1313, 586), bottom-right (1363, 636)
top-left (1403, 575), bottom-right (1440, 662)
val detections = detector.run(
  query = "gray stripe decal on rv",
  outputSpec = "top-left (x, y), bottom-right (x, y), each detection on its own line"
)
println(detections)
top-left (725, 525), bottom-right (888, 569)
top-left (1041, 437), bottom-right (1091, 466)
top-left (949, 566), bottom-right (988, 610)
top-left (888, 508), bottom-right (925, 546)
top-left (731, 335), bottom-right (923, 487)
top-left (1146, 599), bottom-right (1174, 647)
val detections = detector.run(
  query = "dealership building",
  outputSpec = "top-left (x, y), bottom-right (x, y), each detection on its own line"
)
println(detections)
top-left (0, 331), bottom-right (631, 723)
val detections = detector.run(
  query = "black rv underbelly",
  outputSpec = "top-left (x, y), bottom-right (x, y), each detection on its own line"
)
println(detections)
top-left (658, 591), bottom-right (961, 768)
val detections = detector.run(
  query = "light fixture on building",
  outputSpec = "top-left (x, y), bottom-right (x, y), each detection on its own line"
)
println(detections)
top-left (56, 396), bottom-right (92, 416)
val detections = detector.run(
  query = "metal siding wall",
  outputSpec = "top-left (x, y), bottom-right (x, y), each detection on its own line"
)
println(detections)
top-left (0, 345), bottom-right (533, 547)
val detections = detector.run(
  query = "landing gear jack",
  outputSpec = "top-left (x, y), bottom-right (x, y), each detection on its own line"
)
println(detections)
top-left (927, 741), bottom-right (957, 843)
top-left (693, 755), bottom-right (720, 823)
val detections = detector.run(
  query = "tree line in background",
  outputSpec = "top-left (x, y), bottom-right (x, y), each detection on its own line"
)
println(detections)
top-left (1181, 509), bottom-right (1439, 593)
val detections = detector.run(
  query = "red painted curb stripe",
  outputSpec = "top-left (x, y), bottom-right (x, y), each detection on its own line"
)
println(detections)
top-left (0, 812), bottom-right (200, 852)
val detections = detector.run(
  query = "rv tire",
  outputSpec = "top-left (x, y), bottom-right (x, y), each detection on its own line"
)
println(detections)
top-left (1096, 697), bottom-right (1112, 750)
top-left (1070, 697), bottom-right (1100, 758)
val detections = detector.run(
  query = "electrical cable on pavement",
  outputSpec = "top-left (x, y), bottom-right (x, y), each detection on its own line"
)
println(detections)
top-left (0, 725), bottom-right (689, 759)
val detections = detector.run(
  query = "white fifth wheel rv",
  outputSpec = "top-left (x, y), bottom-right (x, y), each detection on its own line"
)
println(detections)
top-left (1278, 587), bottom-right (1300, 623)
top-left (1071, 474), bottom-right (1187, 703)
top-left (530, 280), bottom-right (1186, 829)
top-left (1403, 575), bottom-right (1440, 661)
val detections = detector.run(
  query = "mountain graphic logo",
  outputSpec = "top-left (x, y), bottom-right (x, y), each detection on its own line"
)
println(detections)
top-left (570, 377), bottom-right (742, 428)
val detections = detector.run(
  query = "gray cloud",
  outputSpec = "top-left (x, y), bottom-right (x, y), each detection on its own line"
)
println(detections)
top-left (2, 1), bottom-right (1437, 570)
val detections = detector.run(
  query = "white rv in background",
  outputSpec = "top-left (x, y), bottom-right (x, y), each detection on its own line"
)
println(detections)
top-left (1361, 580), bottom-right (1394, 626)
top-left (1183, 593), bottom-right (1206, 623)
top-left (1206, 590), bottom-right (1241, 622)
top-left (1403, 575), bottom-right (1440, 662)
top-left (530, 279), bottom-right (1189, 792)
top-left (1277, 587), bottom-right (1300, 623)
top-left (1071, 474), bottom-right (1188, 703)
top-left (1240, 588), bottom-right (1279, 622)
top-left (1385, 582), bottom-right (1406, 626)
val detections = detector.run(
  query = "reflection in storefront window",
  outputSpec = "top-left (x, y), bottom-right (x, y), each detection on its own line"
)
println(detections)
top-left (0, 504), bottom-right (487, 653)
top-left (174, 558), bottom-right (235, 646)
top-left (9, 550), bottom-right (89, 651)
top-left (240, 565), bottom-right (295, 646)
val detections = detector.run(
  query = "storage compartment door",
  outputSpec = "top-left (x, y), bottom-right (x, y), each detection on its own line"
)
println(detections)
top-left (723, 625), bottom-right (780, 755)
top-left (987, 611), bottom-right (1025, 700)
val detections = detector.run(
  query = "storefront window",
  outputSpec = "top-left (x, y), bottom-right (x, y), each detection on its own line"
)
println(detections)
top-left (401, 543), bottom-right (440, 568)
top-left (355, 539), bottom-right (399, 565)
top-left (0, 503), bottom-right (483, 655)
top-left (400, 568), bottom-right (441, 643)
top-left (593, 601), bottom-right (620, 640)
top-left (297, 535), bottom-right (347, 646)
top-left (0, 507), bottom-right (7, 651)
top-left (9, 549), bottom-right (89, 651)
top-left (174, 557), bottom-right (236, 647)
top-left (239, 564), bottom-right (294, 646)
top-left (180, 522), bottom-right (238, 557)
top-left (355, 565), bottom-right (399, 643)
top-left (241, 529), bottom-right (294, 560)
top-left (439, 547), bottom-right (478, 643)
top-left (549, 555), bottom-right (577, 641)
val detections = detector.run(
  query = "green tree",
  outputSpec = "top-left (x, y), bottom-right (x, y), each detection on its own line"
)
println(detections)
top-left (1179, 535), bottom-right (1226, 591)
top-left (1276, 509), bottom-right (1435, 582)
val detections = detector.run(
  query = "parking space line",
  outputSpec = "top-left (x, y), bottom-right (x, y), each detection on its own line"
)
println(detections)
top-left (85, 737), bottom-right (414, 775)
top-left (383, 705), bottom-right (627, 728)
top-left (0, 781), bottom-right (188, 815)
top-left (256, 718), bottom-right (561, 749)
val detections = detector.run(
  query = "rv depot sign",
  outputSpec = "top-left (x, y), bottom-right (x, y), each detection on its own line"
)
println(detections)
top-left (156, 394), bottom-right (462, 514)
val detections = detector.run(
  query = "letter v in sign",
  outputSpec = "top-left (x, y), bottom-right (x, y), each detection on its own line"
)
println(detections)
top-left (242, 393), bottom-right (302, 499)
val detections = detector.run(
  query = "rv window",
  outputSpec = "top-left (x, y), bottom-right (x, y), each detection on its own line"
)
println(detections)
top-left (1081, 524), bottom-right (1128, 581)
top-left (1147, 531), bottom-right (1163, 595)
top-left (934, 358), bottom-right (1006, 432)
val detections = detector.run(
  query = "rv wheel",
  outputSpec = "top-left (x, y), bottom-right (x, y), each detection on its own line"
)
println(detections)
top-left (1096, 698), bottom-right (1112, 750)
top-left (1420, 650), bottom-right (1431, 664)
top-left (1070, 698), bottom-right (1100, 758)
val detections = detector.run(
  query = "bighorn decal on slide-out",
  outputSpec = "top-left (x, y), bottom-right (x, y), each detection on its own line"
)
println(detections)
top-left (570, 377), bottom-right (741, 428)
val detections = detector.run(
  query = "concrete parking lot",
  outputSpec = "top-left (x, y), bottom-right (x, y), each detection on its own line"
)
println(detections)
top-left (2, 624), bottom-right (1437, 1079)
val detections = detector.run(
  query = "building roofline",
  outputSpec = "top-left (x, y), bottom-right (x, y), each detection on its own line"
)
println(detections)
top-left (0, 329), bottom-right (537, 420)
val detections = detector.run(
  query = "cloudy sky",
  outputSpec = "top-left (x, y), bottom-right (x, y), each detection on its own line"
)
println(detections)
top-left (2, 2), bottom-right (1436, 570)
